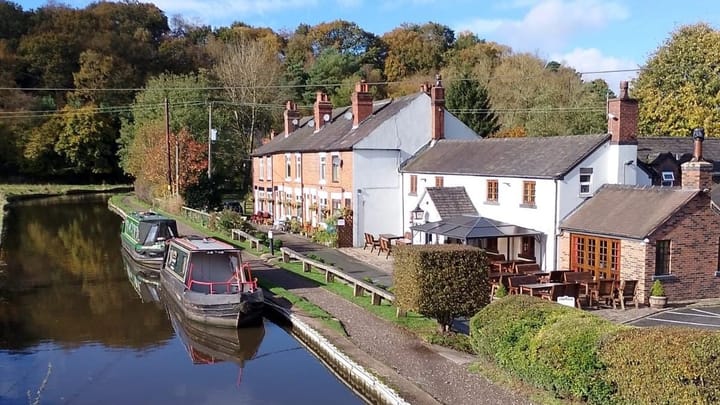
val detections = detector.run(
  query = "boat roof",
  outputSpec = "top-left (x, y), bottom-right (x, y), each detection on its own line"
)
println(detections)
top-left (171, 236), bottom-right (239, 252)
top-left (128, 211), bottom-right (176, 223)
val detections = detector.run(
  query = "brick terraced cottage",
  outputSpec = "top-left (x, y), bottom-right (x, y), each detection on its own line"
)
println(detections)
top-left (251, 79), bottom-right (478, 247)
top-left (560, 131), bottom-right (720, 303)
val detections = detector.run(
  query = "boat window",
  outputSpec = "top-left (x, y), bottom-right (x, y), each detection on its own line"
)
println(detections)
top-left (144, 225), bottom-right (159, 244)
top-left (167, 248), bottom-right (187, 278)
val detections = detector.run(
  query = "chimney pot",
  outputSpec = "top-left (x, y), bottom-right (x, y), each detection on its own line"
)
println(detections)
top-left (314, 91), bottom-right (333, 132)
top-left (351, 80), bottom-right (373, 128)
top-left (430, 75), bottom-right (445, 141)
top-left (283, 99), bottom-right (300, 137)
top-left (692, 127), bottom-right (705, 161)
top-left (619, 81), bottom-right (629, 99)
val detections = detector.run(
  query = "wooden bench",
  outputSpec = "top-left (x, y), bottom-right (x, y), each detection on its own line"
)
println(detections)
top-left (514, 262), bottom-right (541, 275)
top-left (363, 233), bottom-right (380, 252)
top-left (379, 237), bottom-right (392, 259)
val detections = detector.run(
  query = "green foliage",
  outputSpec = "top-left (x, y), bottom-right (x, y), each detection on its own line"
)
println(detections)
top-left (600, 328), bottom-right (720, 404)
top-left (182, 172), bottom-right (221, 210)
top-left (650, 279), bottom-right (666, 297)
top-left (426, 331), bottom-right (474, 354)
top-left (209, 209), bottom-right (251, 233)
top-left (469, 295), bottom-right (625, 403)
top-left (446, 74), bottom-right (500, 137)
top-left (311, 229), bottom-right (338, 247)
top-left (394, 244), bottom-right (490, 329)
top-left (494, 284), bottom-right (508, 298)
top-left (634, 23), bottom-right (720, 136)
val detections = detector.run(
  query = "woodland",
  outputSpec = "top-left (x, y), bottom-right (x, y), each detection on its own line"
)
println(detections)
top-left (0, 1), bottom-right (716, 205)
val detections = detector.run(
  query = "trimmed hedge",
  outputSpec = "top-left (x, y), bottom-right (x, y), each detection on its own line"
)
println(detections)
top-left (394, 244), bottom-right (490, 329)
top-left (470, 296), bottom-right (720, 404)
top-left (600, 328), bottom-right (720, 404)
top-left (470, 295), bottom-right (625, 402)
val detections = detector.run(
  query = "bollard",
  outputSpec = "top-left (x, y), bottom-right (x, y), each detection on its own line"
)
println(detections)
top-left (268, 230), bottom-right (274, 255)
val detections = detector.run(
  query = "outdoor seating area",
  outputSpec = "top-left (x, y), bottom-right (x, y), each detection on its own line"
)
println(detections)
top-left (250, 211), bottom-right (272, 225)
top-left (362, 233), bottom-right (412, 259)
top-left (491, 269), bottom-right (641, 311)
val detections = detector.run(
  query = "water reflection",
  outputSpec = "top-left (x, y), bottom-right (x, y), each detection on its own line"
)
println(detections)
top-left (0, 195), bottom-right (172, 351)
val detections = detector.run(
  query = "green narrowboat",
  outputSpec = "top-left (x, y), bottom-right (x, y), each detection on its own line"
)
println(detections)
top-left (121, 211), bottom-right (179, 273)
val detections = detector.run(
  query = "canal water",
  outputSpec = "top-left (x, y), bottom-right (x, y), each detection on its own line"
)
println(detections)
top-left (0, 195), bottom-right (365, 404)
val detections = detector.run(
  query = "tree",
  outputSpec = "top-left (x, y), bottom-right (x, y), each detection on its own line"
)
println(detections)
top-left (634, 23), bottom-right (720, 136)
top-left (304, 48), bottom-right (360, 105)
top-left (446, 74), bottom-right (500, 137)
top-left (55, 104), bottom-right (118, 175)
top-left (383, 22), bottom-right (454, 81)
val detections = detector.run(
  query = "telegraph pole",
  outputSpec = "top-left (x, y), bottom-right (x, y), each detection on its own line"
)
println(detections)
top-left (208, 102), bottom-right (212, 179)
top-left (165, 97), bottom-right (172, 193)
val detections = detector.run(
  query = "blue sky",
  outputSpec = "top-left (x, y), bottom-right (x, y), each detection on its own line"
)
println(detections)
top-left (18, 0), bottom-right (720, 90)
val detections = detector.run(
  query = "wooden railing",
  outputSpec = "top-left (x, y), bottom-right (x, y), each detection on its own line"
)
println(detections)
top-left (231, 229), bottom-right (263, 252)
top-left (280, 247), bottom-right (396, 309)
top-left (181, 206), bottom-right (212, 226)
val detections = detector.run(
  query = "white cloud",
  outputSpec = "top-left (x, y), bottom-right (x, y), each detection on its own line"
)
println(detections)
top-left (551, 47), bottom-right (638, 93)
top-left (456, 0), bottom-right (629, 53)
top-left (150, 0), bottom-right (318, 25)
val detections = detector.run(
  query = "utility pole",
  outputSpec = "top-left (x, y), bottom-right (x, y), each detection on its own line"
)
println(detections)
top-left (165, 97), bottom-right (172, 193)
top-left (175, 141), bottom-right (180, 195)
top-left (208, 102), bottom-right (212, 179)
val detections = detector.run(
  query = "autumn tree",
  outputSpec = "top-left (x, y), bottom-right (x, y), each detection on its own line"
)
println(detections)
top-left (633, 23), bottom-right (720, 136)
top-left (446, 74), bottom-right (499, 137)
top-left (383, 22), bottom-right (454, 81)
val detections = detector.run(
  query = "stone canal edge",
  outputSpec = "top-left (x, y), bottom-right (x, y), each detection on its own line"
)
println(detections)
top-left (110, 198), bottom-right (531, 405)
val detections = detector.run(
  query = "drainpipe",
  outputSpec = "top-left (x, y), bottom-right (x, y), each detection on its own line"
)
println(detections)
top-left (553, 179), bottom-right (559, 271)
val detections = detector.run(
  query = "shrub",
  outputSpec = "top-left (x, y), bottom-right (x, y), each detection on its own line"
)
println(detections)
top-left (469, 295), bottom-right (624, 403)
top-left (212, 210), bottom-right (246, 233)
top-left (599, 328), bottom-right (720, 404)
top-left (494, 284), bottom-right (508, 298)
top-left (650, 279), bottom-right (665, 296)
top-left (272, 238), bottom-right (283, 250)
top-left (427, 331), bottom-right (474, 354)
top-left (394, 244), bottom-right (490, 331)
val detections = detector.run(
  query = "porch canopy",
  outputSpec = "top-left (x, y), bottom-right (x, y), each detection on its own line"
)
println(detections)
top-left (410, 215), bottom-right (541, 242)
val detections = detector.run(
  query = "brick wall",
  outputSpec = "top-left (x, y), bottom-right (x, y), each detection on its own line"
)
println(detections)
top-left (619, 240), bottom-right (648, 301)
top-left (646, 193), bottom-right (720, 303)
top-left (558, 233), bottom-right (570, 269)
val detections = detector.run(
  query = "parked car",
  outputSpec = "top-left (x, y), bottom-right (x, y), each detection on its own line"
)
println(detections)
top-left (222, 201), bottom-right (244, 214)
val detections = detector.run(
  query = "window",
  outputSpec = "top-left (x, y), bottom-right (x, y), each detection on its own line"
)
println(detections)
top-left (435, 176), bottom-right (444, 187)
top-left (331, 155), bottom-right (340, 182)
top-left (319, 156), bottom-right (326, 182)
top-left (296, 155), bottom-right (302, 179)
top-left (285, 154), bottom-right (292, 179)
top-left (482, 237), bottom-right (498, 253)
top-left (410, 175), bottom-right (417, 195)
top-left (661, 171), bottom-right (675, 187)
top-left (580, 167), bottom-right (593, 195)
top-left (655, 240), bottom-right (671, 276)
top-left (571, 234), bottom-right (621, 280)
top-left (166, 248), bottom-right (188, 278)
top-left (487, 179), bottom-right (498, 202)
top-left (520, 236), bottom-right (535, 260)
top-left (259, 158), bottom-right (264, 180)
top-left (522, 181), bottom-right (536, 206)
top-left (266, 156), bottom-right (272, 180)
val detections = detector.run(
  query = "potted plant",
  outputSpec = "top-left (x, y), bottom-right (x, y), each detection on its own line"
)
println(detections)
top-left (648, 279), bottom-right (668, 309)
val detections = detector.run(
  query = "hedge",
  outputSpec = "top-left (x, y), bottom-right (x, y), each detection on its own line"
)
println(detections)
top-left (469, 295), bottom-right (624, 402)
top-left (394, 244), bottom-right (490, 329)
top-left (600, 328), bottom-right (720, 404)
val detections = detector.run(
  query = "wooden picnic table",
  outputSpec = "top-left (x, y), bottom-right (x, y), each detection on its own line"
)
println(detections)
top-left (488, 271), bottom-right (515, 282)
top-left (520, 282), bottom-right (565, 297)
top-left (379, 234), bottom-right (405, 245)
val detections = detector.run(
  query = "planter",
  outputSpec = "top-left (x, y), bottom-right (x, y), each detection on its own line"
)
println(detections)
top-left (648, 295), bottom-right (668, 309)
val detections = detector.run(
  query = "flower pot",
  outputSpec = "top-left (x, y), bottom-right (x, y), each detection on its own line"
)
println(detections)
top-left (649, 295), bottom-right (667, 309)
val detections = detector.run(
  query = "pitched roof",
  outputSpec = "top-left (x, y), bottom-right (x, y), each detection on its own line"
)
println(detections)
top-left (252, 93), bottom-right (421, 156)
top-left (401, 133), bottom-right (610, 179)
top-left (560, 184), bottom-right (698, 239)
top-left (637, 136), bottom-right (720, 171)
top-left (425, 186), bottom-right (477, 219)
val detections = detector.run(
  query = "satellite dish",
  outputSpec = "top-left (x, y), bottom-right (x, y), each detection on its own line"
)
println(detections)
top-left (323, 113), bottom-right (330, 122)
top-left (291, 118), bottom-right (299, 125)
top-left (308, 119), bottom-right (315, 128)
top-left (343, 111), bottom-right (353, 120)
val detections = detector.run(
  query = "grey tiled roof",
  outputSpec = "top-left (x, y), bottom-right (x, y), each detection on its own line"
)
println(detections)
top-left (425, 187), bottom-right (478, 219)
top-left (252, 93), bottom-right (421, 156)
top-left (560, 184), bottom-right (698, 239)
top-left (401, 134), bottom-right (610, 179)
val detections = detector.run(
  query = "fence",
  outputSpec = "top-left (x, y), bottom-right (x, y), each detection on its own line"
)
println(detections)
top-left (181, 206), bottom-right (212, 227)
top-left (231, 229), bottom-right (263, 252)
top-left (280, 247), bottom-right (397, 310)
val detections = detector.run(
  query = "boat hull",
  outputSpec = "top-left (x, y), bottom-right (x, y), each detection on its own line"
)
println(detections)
top-left (120, 237), bottom-right (164, 274)
top-left (160, 269), bottom-right (264, 328)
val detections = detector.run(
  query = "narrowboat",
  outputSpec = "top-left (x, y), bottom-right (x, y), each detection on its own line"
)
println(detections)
top-left (160, 236), bottom-right (264, 328)
top-left (121, 211), bottom-right (178, 273)
top-left (121, 249), bottom-right (161, 304)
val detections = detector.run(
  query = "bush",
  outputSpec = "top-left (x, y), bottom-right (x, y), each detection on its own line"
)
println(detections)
top-left (599, 328), bottom-right (720, 404)
top-left (650, 279), bottom-right (665, 296)
top-left (494, 284), bottom-right (508, 298)
top-left (469, 295), bottom-right (624, 403)
top-left (394, 244), bottom-right (490, 330)
top-left (426, 331), bottom-right (474, 354)
top-left (211, 209), bottom-right (247, 233)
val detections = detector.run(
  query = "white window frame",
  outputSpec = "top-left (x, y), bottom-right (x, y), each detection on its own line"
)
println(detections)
top-left (319, 155), bottom-right (327, 184)
top-left (579, 167), bottom-right (593, 196)
top-left (285, 154), bottom-right (292, 180)
top-left (295, 154), bottom-right (302, 181)
top-left (331, 155), bottom-right (341, 182)
top-left (259, 158), bottom-right (264, 180)
top-left (266, 156), bottom-right (272, 180)
top-left (661, 171), bottom-right (674, 187)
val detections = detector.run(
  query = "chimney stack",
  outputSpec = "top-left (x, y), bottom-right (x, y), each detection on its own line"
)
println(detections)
top-left (608, 81), bottom-right (638, 145)
top-left (270, 129), bottom-right (276, 140)
top-left (283, 100), bottom-right (300, 137)
top-left (351, 80), bottom-right (373, 128)
top-left (313, 91), bottom-right (333, 132)
top-left (431, 74), bottom-right (445, 141)
top-left (682, 127), bottom-right (713, 190)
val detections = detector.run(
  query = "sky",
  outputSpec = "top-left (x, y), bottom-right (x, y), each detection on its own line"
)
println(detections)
top-left (18, 0), bottom-right (720, 91)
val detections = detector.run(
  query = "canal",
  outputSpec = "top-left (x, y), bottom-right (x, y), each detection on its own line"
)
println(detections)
top-left (0, 195), bottom-right (365, 404)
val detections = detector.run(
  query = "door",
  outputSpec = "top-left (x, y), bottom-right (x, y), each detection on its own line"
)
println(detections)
top-left (570, 234), bottom-right (620, 280)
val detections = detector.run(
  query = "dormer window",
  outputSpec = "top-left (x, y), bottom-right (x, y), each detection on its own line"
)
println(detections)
top-left (661, 171), bottom-right (674, 187)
